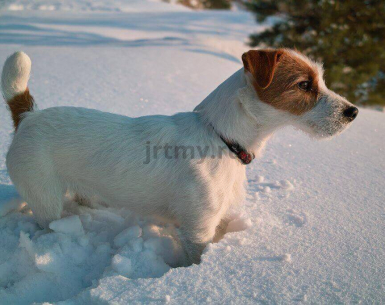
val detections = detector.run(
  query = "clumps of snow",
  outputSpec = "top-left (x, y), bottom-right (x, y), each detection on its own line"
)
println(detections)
top-left (237, 238), bottom-right (247, 246)
top-left (261, 186), bottom-right (271, 193)
top-left (49, 215), bottom-right (85, 236)
top-left (279, 253), bottom-right (292, 262)
top-left (19, 231), bottom-right (34, 256)
top-left (226, 217), bottom-right (252, 233)
top-left (255, 175), bottom-right (264, 183)
top-left (111, 254), bottom-right (133, 277)
top-left (35, 252), bottom-right (55, 272)
top-left (279, 180), bottom-right (294, 190)
top-left (0, 196), bottom-right (251, 303)
top-left (113, 225), bottom-right (142, 247)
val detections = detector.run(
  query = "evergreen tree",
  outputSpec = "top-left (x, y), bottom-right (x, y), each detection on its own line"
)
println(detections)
top-left (202, 0), bottom-right (231, 9)
top-left (178, 0), bottom-right (230, 9)
top-left (247, 0), bottom-right (385, 106)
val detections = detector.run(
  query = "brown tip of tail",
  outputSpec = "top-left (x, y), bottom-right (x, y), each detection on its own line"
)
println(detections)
top-left (7, 88), bottom-right (35, 130)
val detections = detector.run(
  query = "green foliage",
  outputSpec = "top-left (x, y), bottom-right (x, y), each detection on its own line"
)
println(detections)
top-left (248, 0), bottom-right (385, 106)
top-left (202, 0), bottom-right (231, 9)
top-left (178, 0), bottom-right (231, 9)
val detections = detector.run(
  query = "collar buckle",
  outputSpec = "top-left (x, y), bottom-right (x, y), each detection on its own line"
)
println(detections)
top-left (222, 137), bottom-right (255, 165)
top-left (209, 123), bottom-right (255, 165)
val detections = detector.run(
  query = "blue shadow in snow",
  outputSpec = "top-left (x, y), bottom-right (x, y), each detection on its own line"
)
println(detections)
top-left (0, 12), bottom-right (248, 63)
top-left (0, 183), bottom-right (21, 216)
top-left (187, 48), bottom-right (241, 64)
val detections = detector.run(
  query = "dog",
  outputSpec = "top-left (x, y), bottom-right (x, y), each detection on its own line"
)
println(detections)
top-left (1, 49), bottom-right (358, 265)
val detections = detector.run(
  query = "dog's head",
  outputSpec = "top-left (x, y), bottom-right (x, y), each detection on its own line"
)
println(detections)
top-left (241, 49), bottom-right (358, 138)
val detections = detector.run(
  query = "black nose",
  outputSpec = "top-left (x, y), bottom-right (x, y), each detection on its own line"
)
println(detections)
top-left (343, 106), bottom-right (358, 121)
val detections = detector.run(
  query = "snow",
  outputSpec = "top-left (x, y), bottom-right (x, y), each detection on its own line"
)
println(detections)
top-left (0, 0), bottom-right (384, 304)
top-left (226, 216), bottom-right (252, 233)
top-left (113, 226), bottom-right (142, 248)
top-left (2, 0), bottom-right (189, 13)
top-left (49, 215), bottom-right (85, 236)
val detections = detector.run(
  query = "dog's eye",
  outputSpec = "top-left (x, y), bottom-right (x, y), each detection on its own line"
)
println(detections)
top-left (298, 81), bottom-right (312, 91)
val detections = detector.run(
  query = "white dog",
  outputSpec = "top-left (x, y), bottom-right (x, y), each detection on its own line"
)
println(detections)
top-left (1, 49), bottom-right (358, 265)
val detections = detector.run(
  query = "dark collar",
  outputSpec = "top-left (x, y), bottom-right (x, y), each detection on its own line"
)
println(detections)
top-left (210, 124), bottom-right (255, 165)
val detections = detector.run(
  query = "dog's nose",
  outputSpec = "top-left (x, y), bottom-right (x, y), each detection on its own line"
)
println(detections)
top-left (343, 106), bottom-right (358, 121)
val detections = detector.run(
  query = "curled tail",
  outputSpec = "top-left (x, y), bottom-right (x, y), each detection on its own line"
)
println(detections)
top-left (1, 52), bottom-right (35, 130)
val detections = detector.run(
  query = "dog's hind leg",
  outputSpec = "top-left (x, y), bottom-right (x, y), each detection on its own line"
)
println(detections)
top-left (16, 176), bottom-right (65, 229)
top-left (7, 153), bottom-right (65, 228)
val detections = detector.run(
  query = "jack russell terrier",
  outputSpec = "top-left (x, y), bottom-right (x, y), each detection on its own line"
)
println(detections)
top-left (1, 49), bottom-right (358, 265)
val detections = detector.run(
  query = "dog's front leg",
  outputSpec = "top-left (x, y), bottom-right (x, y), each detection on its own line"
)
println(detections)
top-left (178, 229), bottom-right (207, 266)
top-left (177, 211), bottom-right (222, 266)
top-left (213, 217), bottom-right (231, 243)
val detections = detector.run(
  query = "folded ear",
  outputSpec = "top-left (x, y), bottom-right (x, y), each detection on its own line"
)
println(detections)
top-left (242, 49), bottom-right (283, 89)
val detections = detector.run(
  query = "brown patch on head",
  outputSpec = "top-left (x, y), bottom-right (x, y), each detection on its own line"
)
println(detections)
top-left (242, 49), bottom-right (320, 115)
top-left (242, 49), bottom-right (283, 89)
top-left (7, 88), bottom-right (35, 130)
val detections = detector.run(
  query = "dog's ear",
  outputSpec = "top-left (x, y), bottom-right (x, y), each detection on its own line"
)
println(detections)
top-left (242, 49), bottom-right (283, 89)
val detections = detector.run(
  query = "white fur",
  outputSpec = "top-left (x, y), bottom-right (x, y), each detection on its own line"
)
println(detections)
top-left (2, 51), bottom-right (355, 265)
top-left (1, 52), bottom-right (31, 101)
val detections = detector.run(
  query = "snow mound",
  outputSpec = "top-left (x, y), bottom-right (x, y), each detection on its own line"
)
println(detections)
top-left (0, 196), bottom-right (247, 303)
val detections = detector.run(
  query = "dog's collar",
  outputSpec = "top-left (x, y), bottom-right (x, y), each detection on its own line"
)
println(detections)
top-left (209, 124), bottom-right (255, 165)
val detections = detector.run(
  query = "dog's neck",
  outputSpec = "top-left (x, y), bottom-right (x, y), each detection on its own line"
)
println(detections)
top-left (194, 69), bottom-right (281, 157)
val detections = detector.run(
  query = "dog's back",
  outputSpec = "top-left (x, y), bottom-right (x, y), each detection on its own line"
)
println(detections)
top-left (6, 104), bottom-right (214, 219)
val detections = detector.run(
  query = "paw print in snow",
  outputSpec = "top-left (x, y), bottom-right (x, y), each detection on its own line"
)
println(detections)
top-left (249, 176), bottom-right (295, 198)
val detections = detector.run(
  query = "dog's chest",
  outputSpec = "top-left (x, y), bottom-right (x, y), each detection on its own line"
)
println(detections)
top-left (200, 159), bottom-right (247, 208)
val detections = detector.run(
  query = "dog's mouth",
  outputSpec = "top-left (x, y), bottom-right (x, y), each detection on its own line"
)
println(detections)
top-left (299, 99), bottom-right (358, 139)
top-left (299, 117), bottom-right (352, 139)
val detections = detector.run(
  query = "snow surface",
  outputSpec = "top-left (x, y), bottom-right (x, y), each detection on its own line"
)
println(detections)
top-left (0, 0), bottom-right (384, 304)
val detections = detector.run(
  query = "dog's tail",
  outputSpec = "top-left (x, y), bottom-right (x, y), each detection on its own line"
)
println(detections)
top-left (1, 51), bottom-right (35, 130)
